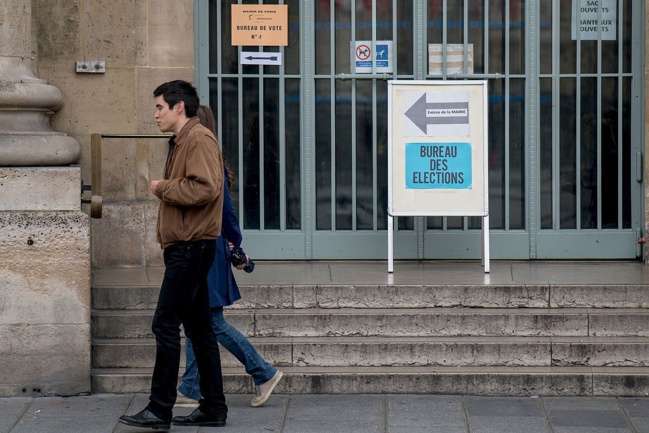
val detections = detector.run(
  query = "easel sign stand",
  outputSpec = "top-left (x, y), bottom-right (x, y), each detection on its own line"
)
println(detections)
top-left (387, 80), bottom-right (489, 273)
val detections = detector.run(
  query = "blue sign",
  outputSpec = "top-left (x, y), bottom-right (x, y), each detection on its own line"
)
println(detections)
top-left (375, 44), bottom-right (389, 67)
top-left (405, 142), bottom-right (472, 189)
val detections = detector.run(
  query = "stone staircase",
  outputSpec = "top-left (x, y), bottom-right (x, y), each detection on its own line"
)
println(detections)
top-left (91, 280), bottom-right (649, 396)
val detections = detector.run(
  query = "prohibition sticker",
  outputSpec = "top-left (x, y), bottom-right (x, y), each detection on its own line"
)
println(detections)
top-left (356, 44), bottom-right (371, 61)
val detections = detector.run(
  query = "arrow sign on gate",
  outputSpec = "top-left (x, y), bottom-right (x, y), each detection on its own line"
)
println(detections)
top-left (240, 51), bottom-right (283, 66)
top-left (405, 94), bottom-right (470, 135)
top-left (246, 55), bottom-right (278, 61)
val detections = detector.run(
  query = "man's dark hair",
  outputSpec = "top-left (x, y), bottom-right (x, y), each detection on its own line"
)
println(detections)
top-left (153, 80), bottom-right (199, 118)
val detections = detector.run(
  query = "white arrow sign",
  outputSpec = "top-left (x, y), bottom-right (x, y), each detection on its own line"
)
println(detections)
top-left (240, 52), bottom-right (283, 66)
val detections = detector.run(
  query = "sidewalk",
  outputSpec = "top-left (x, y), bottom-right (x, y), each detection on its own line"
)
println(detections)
top-left (2, 393), bottom-right (649, 433)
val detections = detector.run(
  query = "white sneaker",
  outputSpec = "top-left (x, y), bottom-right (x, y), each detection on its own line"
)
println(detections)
top-left (250, 370), bottom-right (284, 407)
top-left (175, 391), bottom-right (199, 408)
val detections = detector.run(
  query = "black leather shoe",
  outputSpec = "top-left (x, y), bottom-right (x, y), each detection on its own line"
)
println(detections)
top-left (118, 408), bottom-right (170, 431)
top-left (172, 408), bottom-right (227, 427)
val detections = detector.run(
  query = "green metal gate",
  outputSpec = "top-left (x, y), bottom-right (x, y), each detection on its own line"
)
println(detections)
top-left (196, 0), bottom-right (644, 260)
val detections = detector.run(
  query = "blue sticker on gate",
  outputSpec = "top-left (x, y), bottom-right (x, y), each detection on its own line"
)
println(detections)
top-left (375, 44), bottom-right (389, 67)
top-left (405, 142), bottom-right (472, 189)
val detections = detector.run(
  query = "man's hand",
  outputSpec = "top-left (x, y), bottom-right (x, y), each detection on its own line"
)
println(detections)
top-left (150, 180), bottom-right (162, 195)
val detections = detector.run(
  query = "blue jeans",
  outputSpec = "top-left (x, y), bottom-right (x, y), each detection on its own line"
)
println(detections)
top-left (179, 307), bottom-right (277, 399)
top-left (147, 240), bottom-right (226, 420)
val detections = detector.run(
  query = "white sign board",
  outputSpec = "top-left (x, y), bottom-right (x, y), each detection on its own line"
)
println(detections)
top-left (352, 40), bottom-right (393, 73)
top-left (571, 0), bottom-right (616, 40)
top-left (240, 51), bottom-right (283, 66)
top-left (389, 81), bottom-right (488, 216)
top-left (403, 91), bottom-right (470, 137)
top-left (387, 80), bottom-right (489, 273)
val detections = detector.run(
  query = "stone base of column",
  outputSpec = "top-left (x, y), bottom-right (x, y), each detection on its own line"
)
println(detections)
top-left (0, 166), bottom-right (90, 397)
top-left (0, 57), bottom-right (81, 167)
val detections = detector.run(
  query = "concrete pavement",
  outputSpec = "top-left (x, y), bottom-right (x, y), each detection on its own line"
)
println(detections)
top-left (2, 393), bottom-right (649, 433)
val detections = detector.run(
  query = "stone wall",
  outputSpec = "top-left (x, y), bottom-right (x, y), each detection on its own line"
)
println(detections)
top-left (0, 0), bottom-right (94, 398)
top-left (0, 208), bottom-right (90, 395)
top-left (34, 0), bottom-right (195, 267)
top-left (0, 166), bottom-right (90, 396)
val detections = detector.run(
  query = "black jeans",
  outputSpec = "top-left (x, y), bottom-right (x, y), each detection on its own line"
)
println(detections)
top-left (147, 239), bottom-right (227, 421)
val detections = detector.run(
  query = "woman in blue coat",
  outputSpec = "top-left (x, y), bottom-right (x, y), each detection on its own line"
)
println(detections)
top-left (178, 106), bottom-right (283, 408)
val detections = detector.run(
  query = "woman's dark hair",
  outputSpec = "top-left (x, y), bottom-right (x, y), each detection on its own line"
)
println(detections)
top-left (153, 80), bottom-right (199, 118)
top-left (197, 105), bottom-right (236, 191)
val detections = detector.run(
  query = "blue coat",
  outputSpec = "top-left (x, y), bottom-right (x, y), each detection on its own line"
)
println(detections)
top-left (206, 167), bottom-right (242, 307)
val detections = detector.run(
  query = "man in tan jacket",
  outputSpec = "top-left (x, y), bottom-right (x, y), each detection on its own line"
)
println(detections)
top-left (119, 80), bottom-right (227, 430)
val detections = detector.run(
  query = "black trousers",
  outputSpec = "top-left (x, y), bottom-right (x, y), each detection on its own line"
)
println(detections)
top-left (147, 239), bottom-right (227, 420)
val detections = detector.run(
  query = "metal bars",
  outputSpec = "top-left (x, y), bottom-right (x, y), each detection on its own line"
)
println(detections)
top-left (195, 0), bottom-right (642, 260)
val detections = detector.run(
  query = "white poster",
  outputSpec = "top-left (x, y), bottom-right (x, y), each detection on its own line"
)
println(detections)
top-left (240, 51), bottom-right (283, 66)
top-left (571, 0), bottom-right (617, 40)
top-left (402, 91), bottom-right (470, 137)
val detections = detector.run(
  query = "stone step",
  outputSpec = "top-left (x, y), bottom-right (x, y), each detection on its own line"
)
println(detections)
top-left (91, 308), bottom-right (649, 339)
top-left (92, 336), bottom-right (649, 369)
top-left (92, 284), bottom-right (649, 310)
top-left (90, 365), bottom-right (649, 396)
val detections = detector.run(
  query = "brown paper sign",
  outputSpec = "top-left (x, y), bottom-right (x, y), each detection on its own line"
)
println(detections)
top-left (231, 5), bottom-right (288, 46)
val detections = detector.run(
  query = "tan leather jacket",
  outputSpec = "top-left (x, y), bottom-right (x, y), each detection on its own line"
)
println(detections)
top-left (154, 117), bottom-right (224, 248)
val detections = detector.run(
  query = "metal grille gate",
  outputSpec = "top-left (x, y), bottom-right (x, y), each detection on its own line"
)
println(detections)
top-left (196, 0), bottom-right (643, 260)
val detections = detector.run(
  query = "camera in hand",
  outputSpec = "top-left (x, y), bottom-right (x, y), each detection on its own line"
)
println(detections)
top-left (230, 247), bottom-right (255, 273)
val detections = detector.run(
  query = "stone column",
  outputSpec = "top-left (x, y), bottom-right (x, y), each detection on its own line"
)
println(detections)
top-left (0, 0), bottom-right (90, 396)
top-left (0, 1), bottom-right (80, 166)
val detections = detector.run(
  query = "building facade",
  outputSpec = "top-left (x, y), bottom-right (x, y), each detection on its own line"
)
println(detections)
top-left (30, 0), bottom-right (649, 264)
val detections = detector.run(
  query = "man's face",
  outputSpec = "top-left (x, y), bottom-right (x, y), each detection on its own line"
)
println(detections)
top-left (154, 95), bottom-right (182, 133)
